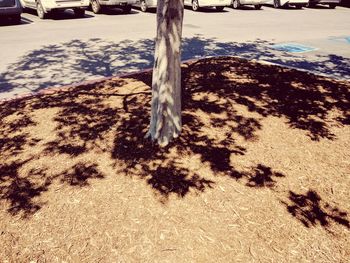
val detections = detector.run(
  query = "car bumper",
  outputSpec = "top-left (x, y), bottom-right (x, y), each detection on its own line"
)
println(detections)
top-left (99, 0), bottom-right (137, 6)
top-left (311, 0), bottom-right (341, 3)
top-left (145, 0), bottom-right (157, 7)
top-left (44, 0), bottom-right (89, 11)
top-left (240, 0), bottom-right (270, 4)
top-left (199, 0), bottom-right (232, 7)
top-left (282, 0), bottom-right (308, 4)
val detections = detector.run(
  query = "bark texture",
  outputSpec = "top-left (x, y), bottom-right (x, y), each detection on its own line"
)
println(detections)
top-left (147, 0), bottom-right (184, 146)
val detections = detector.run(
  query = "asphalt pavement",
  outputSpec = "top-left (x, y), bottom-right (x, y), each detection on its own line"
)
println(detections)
top-left (0, 5), bottom-right (349, 100)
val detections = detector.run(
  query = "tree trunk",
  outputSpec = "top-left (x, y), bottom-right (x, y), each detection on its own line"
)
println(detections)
top-left (147, 0), bottom-right (184, 147)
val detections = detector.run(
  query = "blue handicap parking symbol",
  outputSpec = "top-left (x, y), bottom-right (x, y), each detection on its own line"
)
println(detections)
top-left (329, 36), bottom-right (350, 44)
top-left (271, 43), bottom-right (317, 53)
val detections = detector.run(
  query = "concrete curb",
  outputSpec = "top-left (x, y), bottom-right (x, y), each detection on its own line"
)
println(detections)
top-left (0, 55), bottom-right (346, 105)
top-left (0, 56), bottom-right (204, 104)
top-left (0, 68), bottom-right (153, 104)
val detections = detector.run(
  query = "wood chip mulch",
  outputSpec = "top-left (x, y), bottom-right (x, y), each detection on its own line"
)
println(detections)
top-left (0, 57), bottom-right (349, 262)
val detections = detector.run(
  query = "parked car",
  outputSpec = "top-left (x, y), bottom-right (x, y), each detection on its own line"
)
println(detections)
top-left (307, 0), bottom-right (341, 8)
top-left (340, 0), bottom-right (350, 7)
top-left (19, 0), bottom-right (89, 19)
top-left (133, 0), bottom-right (156, 12)
top-left (0, 0), bottom-right (22, 24)
top-left (184, 0), bottom-right (232, 11)
top-left (90, 0), bottom-right (137, 13)
top-left (266, 0), bottom-right (308, 8)
top-left (231, 0), bottom-right (269, 9)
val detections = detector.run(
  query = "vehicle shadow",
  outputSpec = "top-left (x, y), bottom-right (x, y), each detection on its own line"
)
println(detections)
top-left (231, 5), bottom-right (264, 10)
top-left (0, 16), bottom-right (32, 26)
top-left (132, 6), bottom-right (157, 13)
top-left (94, 8), bottom-right (139, 15)
top-left (21, 8), bottom-right (95, 20)
top-left (306, 4), bottom-right (338, 9)
top-left (50, 10), bottom-right (95, 20)
top-left (264, 4), bottom-right (306, 9)
top-left (184, 6), bottom-right (229, 12)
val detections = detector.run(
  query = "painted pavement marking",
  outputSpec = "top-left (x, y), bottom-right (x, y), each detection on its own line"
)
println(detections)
top-left (271, 43), bottom-right (318, 53)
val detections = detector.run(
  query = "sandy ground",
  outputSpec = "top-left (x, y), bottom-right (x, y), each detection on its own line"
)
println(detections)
top-left (0, 57), bottom-right (349, 262)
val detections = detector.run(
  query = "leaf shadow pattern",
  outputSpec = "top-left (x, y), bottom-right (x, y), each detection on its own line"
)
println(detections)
top-left (111, 102), bottom-right (216, 201)
top-left (242, 164), bottom-right (285, 188)
top-left (0, 107), bottom-right (39, 158)
top-left (181, 57), bottom-right (350, 141)
top-left (0, 159), bottom-right (49, 217)
top-left (110, 61), bottom-right (286, 200)
top-left (1, 36), bottom-right (349, 96)
top-left (0, 55), bottom-right (349, 220)
top-left (282, 190), bottom-right (350, 230)
top-left (59, 163), bottom-right (104, 187)
top-left (0, 158), bottom-right (105, 217)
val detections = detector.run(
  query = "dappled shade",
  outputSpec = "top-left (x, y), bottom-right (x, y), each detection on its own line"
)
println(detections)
top-left (0, 57), bottom-right (349, 234)
top-left (1, 37), bottom-right (349, 97)
top-left (282, 190), bottom-right (350, 229)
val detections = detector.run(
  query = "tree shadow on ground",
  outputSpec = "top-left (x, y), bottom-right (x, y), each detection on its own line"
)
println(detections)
top-left (282, 190), bottom-right (350, 230)
top-left (0, 53), bottom-right (349, 230)
top-left (1, 36), bottom-right (349, 97)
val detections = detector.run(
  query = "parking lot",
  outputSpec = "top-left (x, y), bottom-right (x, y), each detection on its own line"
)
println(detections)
top-left (1, 5), bottom-right (350, 99)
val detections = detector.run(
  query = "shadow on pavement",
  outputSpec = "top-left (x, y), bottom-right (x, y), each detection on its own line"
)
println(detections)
top-left (0, 36), bottom-right (349, 97)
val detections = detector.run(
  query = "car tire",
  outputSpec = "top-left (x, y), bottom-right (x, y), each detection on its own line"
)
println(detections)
top-left (306, 2), bottom-right (315, 7)
top-left (254, 4), bottom-right (262, 9)
top-left (273, 0), bottom-right (281, 8)
top-left (74, 8), bottom-right (85, 17)
top-left (140, 0), bottom-right (148, 12)
top-left (121, 5), bottom-right (132, 13)
top-left (36, 0), bottom-right (48, 19)
top-left (232, 0), bottom-right (240, 9)
top-left (192, 0), bottom-right (199, 11)
top-left (91, 0), bottom-right (102, 13)
top-left (11, 14), bottom-right (21, 24)
top-left (329, 3), bottom-right (336, 8)
top-left (216, 6), bottom-right (224, 11)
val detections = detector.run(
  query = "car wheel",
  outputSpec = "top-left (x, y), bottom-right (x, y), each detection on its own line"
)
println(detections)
top-left (36, 0), bottom-right (47, 19)
top-left (140, 0), bottom-right (148, 12)
top-left (306, 2), bottom-right (315, 7)
top-left (232, 0), bottom-right (240, 9)
top-left (192, 0), bottom-right (199, 11)
top-left (91, 0), bottom-right (102, 13)
top-left (216, 6), bottom-right (224, 11)
top-left (121, 5), bottom-right (132, 13)
top-left (254, 4), bottom-right (262, 9)
top-left (329, 3), bottom-right (336, 8)
top-left (273, 0), bottom-right (281, 8)
top-left (11, 14), bottom-right (21, 24)
top-left (74, 8), bottom-right (85, 17)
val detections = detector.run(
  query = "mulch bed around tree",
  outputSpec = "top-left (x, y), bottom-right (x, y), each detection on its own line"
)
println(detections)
top-left (1, 56), bottom-right (349, 262)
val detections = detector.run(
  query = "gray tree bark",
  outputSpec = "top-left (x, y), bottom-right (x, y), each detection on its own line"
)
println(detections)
top-left (146, 0), bottom-right (184, 147)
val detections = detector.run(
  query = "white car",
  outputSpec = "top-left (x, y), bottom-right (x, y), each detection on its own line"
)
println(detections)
top-left (266, 0), bottom-right (308, 7)
top-left (231, 0), bottom-right (269, 9)
top-left (184, 0), bottom-right (232, 11)
top-left (133, 0), bottom-right (157, 12)
top-left (20, 0), bottom-right (90, 19)
top-left (90, 0), bottom-right (137, 14)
